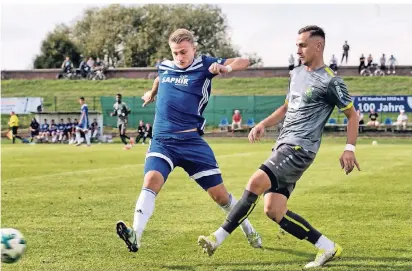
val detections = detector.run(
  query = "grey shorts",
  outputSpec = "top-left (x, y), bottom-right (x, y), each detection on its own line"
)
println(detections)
top-left (260, 144), bottom-right (316, 198)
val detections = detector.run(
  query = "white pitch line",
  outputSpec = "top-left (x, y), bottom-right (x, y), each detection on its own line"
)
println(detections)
top-left (4, 151), bottom-right (265, 182)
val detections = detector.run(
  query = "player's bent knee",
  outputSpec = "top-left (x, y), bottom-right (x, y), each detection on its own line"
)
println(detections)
top-left (143, 171), bottom-right (165, 193)
top-left (246, 170), bottom-right (272, 195)
top-left (207, 183), bottom-right (229, 206)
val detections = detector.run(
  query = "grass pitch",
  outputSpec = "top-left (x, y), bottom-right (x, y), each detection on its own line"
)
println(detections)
top-left (1, 138), bottom-right (412, 270)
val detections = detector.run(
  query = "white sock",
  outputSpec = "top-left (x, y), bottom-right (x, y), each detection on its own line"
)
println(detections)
top-left (133, 188), bottom-right (157, 243)
top-left (315, 235), bottom-right (335, 251)
top-left (85, 130), bottom-right (91, 145)
top-left (213, 227), bottom-right (229, 246)
top-left (76, 131), bottom-right (81, 143)
top-left (220, 194), bottom-right (254, 235)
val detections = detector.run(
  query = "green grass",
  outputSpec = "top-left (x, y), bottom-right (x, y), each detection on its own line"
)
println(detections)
top-left (2, 138), bottom-right (412, 270)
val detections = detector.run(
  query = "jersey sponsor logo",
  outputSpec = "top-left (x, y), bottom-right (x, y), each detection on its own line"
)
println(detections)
top-left (161, 74), bottom-right (189, 86)
top-left (334, 80), bottom-right (344, 99)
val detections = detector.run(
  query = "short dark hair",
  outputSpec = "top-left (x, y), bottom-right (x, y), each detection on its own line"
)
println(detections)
top-left (80, 97), bottom-right (85, 101)
top-left (298, 25), bottom-right (325, 39)
top-left (116, 93), bottom-right (122, 98)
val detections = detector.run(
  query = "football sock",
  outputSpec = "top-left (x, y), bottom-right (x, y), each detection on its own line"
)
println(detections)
top-left (276, 210), bottom-right (322, 245)
top-left (221, 190), bottom-right (259, 234)
top-left (220, 193), bottom-right (254, 235)
top-left (85, 130), bottom-right (91, 145)
top-left (133, 188), bottom-right (157, 242)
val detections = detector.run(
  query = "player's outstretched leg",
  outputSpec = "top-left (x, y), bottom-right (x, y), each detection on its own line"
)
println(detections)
top-left (116, 169), bottom-right (165, 253)
top-left (216, 191), bottom-right (262, 248)
top-left (198, 170), bottom-right (271, 256)
top-left (264, 193), bottom-right (342, 269)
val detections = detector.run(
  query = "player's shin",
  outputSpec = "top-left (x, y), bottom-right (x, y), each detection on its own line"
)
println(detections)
top-left (214, 190), bottom-right (259, 245)
top-left (221, 194), bottom-right (254, 235)
top-left (275, 210), bottom-right (334, 250)
top-left (133, 188), bottom-right (157, 242)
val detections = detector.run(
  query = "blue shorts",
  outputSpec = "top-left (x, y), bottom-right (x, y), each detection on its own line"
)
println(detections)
top-left (144, 133), bottom-right (222, 191)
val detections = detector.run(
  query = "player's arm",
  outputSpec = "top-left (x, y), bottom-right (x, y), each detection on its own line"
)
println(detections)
top-left (110, 105), bottom-right (118, 116)
top-left (209, 57), bottom-right (250, 75)
top-left (327, 77), bottom-right (360, 175)
top-left (142, 76), bottom-right (159, 107)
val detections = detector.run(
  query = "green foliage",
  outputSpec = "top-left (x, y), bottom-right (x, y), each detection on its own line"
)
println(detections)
top-left (35, 4), bottom-right (261, 68)
top-left (33, 24), bottom-right (81, 69)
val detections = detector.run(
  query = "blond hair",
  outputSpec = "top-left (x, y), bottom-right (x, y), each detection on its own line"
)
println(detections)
top-left (169, 29), bottom-right (195, 44)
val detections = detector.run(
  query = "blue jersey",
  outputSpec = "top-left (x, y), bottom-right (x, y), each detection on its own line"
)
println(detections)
top-left (50, 124), bottom-right (57, 132)
top-left (41, 123), bottom-right (49, 131)
top-left (65, 122), bottom-right (72, 130)
top-left (57, 123), bottom-right (65, 131)
top-left (154, 55), bottom-right (226, 137)
top-left (79, 104), bottom-right (89, 128)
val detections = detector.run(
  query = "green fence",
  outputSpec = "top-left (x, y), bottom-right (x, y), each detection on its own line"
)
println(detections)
top-left (100, 96), bottom-right (287, 127)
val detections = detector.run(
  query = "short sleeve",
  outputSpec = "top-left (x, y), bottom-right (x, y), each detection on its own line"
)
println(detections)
top-left (203, 55), bottom-right (227, 77)
top-left (327, 77), bottom-right (353, 111)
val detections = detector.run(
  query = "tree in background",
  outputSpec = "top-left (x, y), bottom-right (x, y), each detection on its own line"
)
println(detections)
top-left (33, 24), bottom-right (81, 69)
top-left (34, 4), bottom-right (262, 68)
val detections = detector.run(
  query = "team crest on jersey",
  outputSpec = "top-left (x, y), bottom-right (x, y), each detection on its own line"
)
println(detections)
top-left (305, 86), bottom-right (314, 98)
top-left (162, 74), bottom-right (189, 86)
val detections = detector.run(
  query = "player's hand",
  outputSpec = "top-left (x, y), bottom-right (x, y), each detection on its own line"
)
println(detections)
top-left (339, 151), bottom-right (361, 175)
top-left (142, 91), bottom-right (156, 107)
top-left (248, 123), bottom-right (265, 143)
top-left (208, 63), bottom-right (229, 75)
top-left (110, 112), bottom-right (114, 116)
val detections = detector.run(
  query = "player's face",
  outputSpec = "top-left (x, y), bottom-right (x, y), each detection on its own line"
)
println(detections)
top-left (169, 41), bottom-right (196, 69)
top-left (79, 99), bottom-right (84, 105)
top-left (296, 32), bottom-right (322, 66)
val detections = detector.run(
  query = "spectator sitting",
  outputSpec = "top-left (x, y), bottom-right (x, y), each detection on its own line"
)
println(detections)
top-left (367, 54), bottom-right (373, 67)
top-left (29, 117), bottom-right (40, 143)
top-left (231, 110), bottom-right (242, 131)
top-left (87, 57), bottom-right (95, 69)
top-left (143, 123), bottom-right (152, 144)
top-left (367, 109), bottom-right (379, 126)
top-left (396, 109), bottom-right (408, 130)
top-left (39, 119), bottom-right (50, 142)
top-left (94, 57), bottom-right (106, 71)
top-left (61, 56), bottom-right (73, 73)
top-left (358, 54), bottom-right (366, 74)
top-left (78, 57), bottom-right (91, 78)
top-left (49, 119), bottom-right (58, 143)
top-left (357, 109), bottom-right (365, 132)
top-left (56, 119), bottom-right (66, 143)
top-left (64, 118), bottom-right (73, 143)
top-left (135, 120), bottom-right (146, 144)
top-left (91, 118), bottom-right (100, 141)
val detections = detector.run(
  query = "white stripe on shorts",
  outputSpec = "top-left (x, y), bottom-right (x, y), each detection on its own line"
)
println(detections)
top-left (190, 168), bottom-right (221, 180)
top-left (146, 152), bottom-right (174, 170)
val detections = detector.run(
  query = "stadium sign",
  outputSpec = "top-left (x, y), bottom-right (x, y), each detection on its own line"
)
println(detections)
top-left (353, 96), bottom-right (412, 113)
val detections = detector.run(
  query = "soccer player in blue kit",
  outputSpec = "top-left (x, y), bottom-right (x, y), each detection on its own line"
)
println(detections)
top-left (75, 97), bottom-right (91, 147)
top-left (116, 29), bottom-right (262, 252)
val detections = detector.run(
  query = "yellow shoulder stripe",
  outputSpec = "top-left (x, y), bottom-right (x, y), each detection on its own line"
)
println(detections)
top-left (324, 67), bottom-right (335, 77)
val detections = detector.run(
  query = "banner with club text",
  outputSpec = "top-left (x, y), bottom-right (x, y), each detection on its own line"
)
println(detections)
top-left (353, 96), bottom-right (412, 113)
